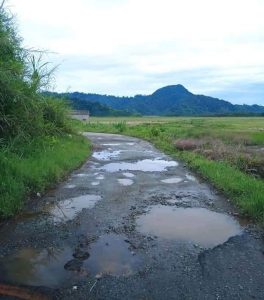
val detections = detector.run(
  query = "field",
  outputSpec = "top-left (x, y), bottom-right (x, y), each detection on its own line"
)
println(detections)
top-left (79, 116), bottom-right (264, 222)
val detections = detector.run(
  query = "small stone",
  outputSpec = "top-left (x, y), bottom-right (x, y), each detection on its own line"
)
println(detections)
top-left (95, 273), bottom-right (102, 279)
top-left (131, 251), bottom-right (136, 256)
top-left (36, 192), bottom-right (41, 197)
top-left (72, 286), bottom-right (78, 290)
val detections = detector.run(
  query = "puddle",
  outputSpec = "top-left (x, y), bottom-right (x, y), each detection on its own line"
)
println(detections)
top-left (118, 179), bottom-right (134, 186)
top-left (47, 195), bottom-right (101, 222)
top-left (161, 177), bottom-right (182, 184)
top-left (96, 175), bottom-right (104, 180)
top-left (102, 143), bottom-right (121, 146)
top-left (101, 159), bottom-right (178, 173)
top-left (137, 206), bottom-right (242, 248)
top-left (83, 234), bottom-right (141, 276)
top-left (91, 182), bottom-right (100, 186)
top-left (123, 172), bottom-right (135, 178)
top-left (126, 142), bottom-right (135, 146)
top-left (64, 184), bottom-right (76, 189)
top-left (186, 174), bottom-right (196, 181)
top-left (92, 150), bottom-right (121, 161)
top-left (0, 247), bottom-right (73, 287)
top-left (74, 173), bottom-right (89, 177)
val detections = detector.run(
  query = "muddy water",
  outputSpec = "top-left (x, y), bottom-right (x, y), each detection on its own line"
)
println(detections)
top-left (137, 206), bottom-right (242, 248)
top-left (101, 159), bottom-right (178, 173)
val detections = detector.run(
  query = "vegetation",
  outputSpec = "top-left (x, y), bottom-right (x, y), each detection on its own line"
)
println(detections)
top-left (79, 116), bottom-right (264, 222)
top-left (0, 4), bottom-right (90, 217)
top-left (58, 85), bottom-right (264, 116)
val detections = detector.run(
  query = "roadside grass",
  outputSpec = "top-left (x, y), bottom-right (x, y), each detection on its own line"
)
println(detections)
top-left (0, 134), bottom-right (90, 217)
top-left (80, 116), bottom-right (264, 223)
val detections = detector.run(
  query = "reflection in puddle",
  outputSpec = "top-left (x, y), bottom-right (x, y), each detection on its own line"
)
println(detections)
top-left (126, 143), bottom-right (135, 146)
top-left (186, 174), bottom-right (196, 181)
top-left (161, 177), bottom-right (182, 184)
top-left (137, 206), bottom-right (242, 248)
top-left (101, 159), bottom-right (178, 173)
top-left (47, 195), bottom-right (101, 222)
top-left (91, 181), bottom-right (100, 186)
top-left (83, 234), bottom-right (141, 276)
top-left (75, 173), bottom-right (89, 177)
top-left (102, 143), bottom-right (121, 146)
top-left (0, 248), bottom-right (73, 287)
top-left (96, 175), bottom-right (104, 180)
top-left (123, 172), bottom-right (135, 178)
top-left (118, 179), bottom-right (134, 186)
top-left (64, 184), bottom-right (76, 189)
top-left (92, 150), bottom-right (121, 161)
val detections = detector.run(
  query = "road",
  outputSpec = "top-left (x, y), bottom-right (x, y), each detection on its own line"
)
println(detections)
top-left (0, 133), bottom-right (264, 299)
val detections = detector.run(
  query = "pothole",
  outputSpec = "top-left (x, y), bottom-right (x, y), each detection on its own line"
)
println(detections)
top-left (46, 195), bottom-right (101, 222)
top-left (92, 150), bottom-right (121, 161)
top-left (137, 205), bottom-right (242, 248)
top-left (0, 247), bottom-right (73, 287)
top-left (123, 172), bottom-right (135, 178)
top-left (118, 179), bottom-right (134, 186)
top-left (161, 177), bottom-right (182, 184)
top-left (100, 159), bottom-right (178, 173)
top-left (64, 184), bottom-right (76, 189)
top-left (82, 234), bottom-right (141, 277)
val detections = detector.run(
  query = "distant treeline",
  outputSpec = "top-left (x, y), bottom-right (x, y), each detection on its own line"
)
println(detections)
top-left (49, 85), bottom-right (264, 117)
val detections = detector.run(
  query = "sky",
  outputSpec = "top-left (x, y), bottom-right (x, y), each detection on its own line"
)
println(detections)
top-left (8, 0), bottom-right (264, 105)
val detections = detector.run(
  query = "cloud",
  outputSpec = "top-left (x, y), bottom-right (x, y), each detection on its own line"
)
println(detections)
top-left (9, 0), bottom-right (264, 105)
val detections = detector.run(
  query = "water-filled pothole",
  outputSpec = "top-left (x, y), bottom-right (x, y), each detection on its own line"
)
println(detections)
top-left (123, 172), bottom-right (135, 178)
top-left (82, 234), bottom-right (141, 276)
top-left (100, 159), bottom-right (178, 173)
top-left (137, 206), bottom-right (242, 248)
top-left (161, 177), bottom-right (182, 184)
top-left (0, 248), bottom-right (73, 287)
top-left (46, 195), bottom-right (101, 222)
top-left (118, 179), bottom-right (134, 186)
top-left (92, 150), bottom-right (121, 161)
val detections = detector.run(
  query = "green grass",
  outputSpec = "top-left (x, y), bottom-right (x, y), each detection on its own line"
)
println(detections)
top-left (0, 134), bottom-right (91, 217)
top-left (80, 116), bottom-right (264, 223)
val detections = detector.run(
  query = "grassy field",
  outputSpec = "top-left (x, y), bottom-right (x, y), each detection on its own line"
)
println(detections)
top-left (79, 116), bottom-right (264, 222)
top-left (0, 135), bottom-right (91, 217)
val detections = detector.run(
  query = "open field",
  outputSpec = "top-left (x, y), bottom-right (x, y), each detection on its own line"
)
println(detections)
top-left (79, 116), bottom-right (264, 222)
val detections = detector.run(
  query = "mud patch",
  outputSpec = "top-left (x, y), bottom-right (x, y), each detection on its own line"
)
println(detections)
top-left (118, 179), bottom-right (134, 186)
top-left (47, 195), bottom-right (101, 222)
top-left (0, 247), bottom-right (73, 287)
top-left (101, 159), bottom-right (178, 173)
top-left (137, 206), bottom-right (242, 248)
top-left (83, 234), bottom-right (141, 277)
top-left (161, 177), bottom-right (182, 184)
top-left (92, 150), bottom-right (121, 161)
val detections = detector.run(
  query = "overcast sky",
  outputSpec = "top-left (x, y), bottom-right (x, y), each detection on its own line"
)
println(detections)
top-left (9, 0), bottom-right (264, 105)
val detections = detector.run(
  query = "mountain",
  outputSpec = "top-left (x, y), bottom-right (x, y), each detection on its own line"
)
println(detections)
top-left (54, 85), bottom-right (264, 116)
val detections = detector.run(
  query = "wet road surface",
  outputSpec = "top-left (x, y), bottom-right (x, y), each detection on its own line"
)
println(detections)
top-left (0, 133), bottom-right (264, 299)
